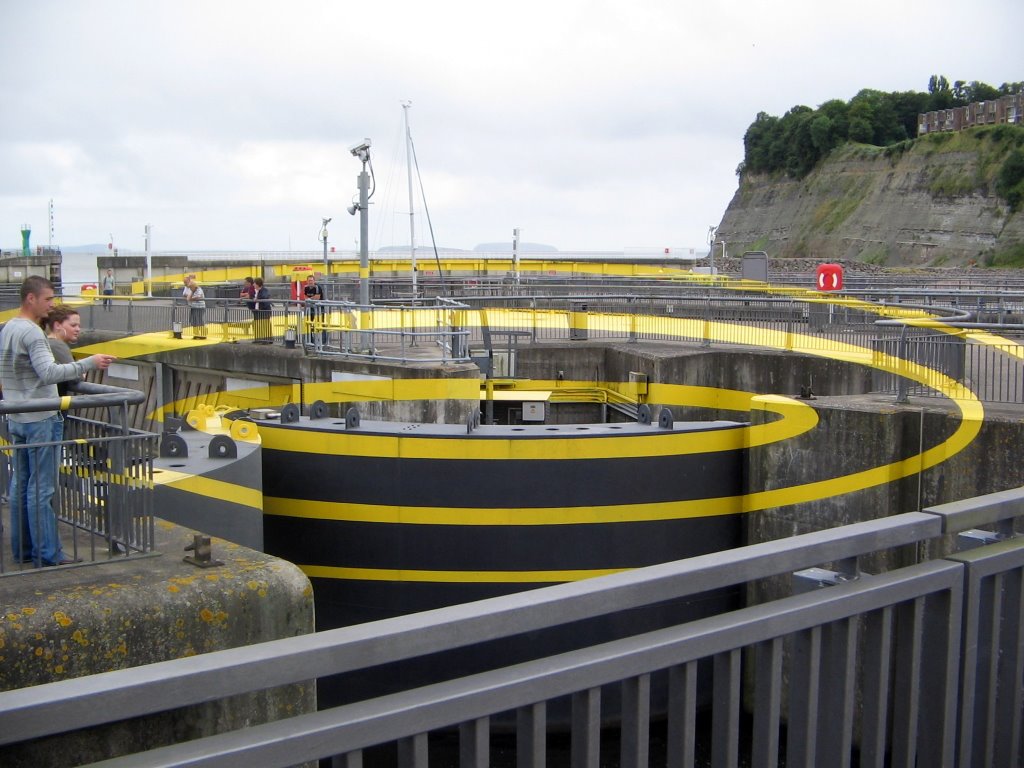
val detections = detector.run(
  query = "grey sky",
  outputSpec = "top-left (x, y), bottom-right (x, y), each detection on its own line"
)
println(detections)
top-left (2, 0), bottom-right (1020, 253)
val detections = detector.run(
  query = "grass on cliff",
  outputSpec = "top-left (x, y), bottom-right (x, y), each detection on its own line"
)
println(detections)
top-left (919, 125), bottom-right (1024, 201)
top-left (989, 242), bottom-right (1024, 268)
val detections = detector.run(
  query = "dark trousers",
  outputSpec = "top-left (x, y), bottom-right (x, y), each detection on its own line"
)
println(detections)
top-left (254, 309), bottom-right (272, 342)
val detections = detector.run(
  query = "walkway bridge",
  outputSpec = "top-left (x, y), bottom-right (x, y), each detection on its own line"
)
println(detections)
top-left (2, 487), bottom-right (1024, 767)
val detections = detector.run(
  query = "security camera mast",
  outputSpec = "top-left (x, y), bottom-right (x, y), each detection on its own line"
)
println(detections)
top-left (348, 138), bottom-right (372, 311)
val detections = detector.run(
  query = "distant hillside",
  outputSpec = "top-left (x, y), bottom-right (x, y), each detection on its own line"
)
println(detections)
top-left (716, 125), bottom-right (1024, 267)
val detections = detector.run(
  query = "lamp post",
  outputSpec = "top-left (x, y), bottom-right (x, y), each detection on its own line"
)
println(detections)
top-left (321, 217), bottom-right (331, 279)
top-left (707, 226), bottom-right (717, 274)
top-left (348, 139), bottom-right (373, 349)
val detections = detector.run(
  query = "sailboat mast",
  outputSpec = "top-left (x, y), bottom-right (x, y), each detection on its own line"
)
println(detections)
top-left (402, 101), bottom-right (417, 299)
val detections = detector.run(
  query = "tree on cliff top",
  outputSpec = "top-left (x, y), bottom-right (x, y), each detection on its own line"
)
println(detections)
top-left (741, 76), bottom-right (1018, 180)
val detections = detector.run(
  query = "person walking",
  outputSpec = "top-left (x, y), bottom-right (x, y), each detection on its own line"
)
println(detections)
top-left (184, 278), bottom-right (207, 340)
top-left (0, 276), bottom-right (115, 566)
top-left (101, 269), bottom-right (115, 310)
top-left (253, 277), bottom-right (273, 344)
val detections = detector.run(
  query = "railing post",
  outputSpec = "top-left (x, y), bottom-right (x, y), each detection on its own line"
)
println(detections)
top-left (702, 291), bottom-right (712, 348)
top-left (785, 298), bottom-right (795, 352)
top-left (896, 328), bottom-right (910, 403)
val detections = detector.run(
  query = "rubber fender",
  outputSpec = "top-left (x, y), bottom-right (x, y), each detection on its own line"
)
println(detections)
top-left (658, 407), bottom-right (674, 429)
top-left (280, 403), bottom-right (301, 424)
top-left (208, 434), bottom-right (238, 459)
top-left (310, 400), bottom-right (329, 420)
top-left (185, 410), bottom-right (207, 431)
top-left (637, 404), bottom-right (652, 425)
top-left (160, 433), bottom-right (188, 459)
top-left (345, 406), bottom-right (361, 429)
top-left (230, 419), bottom-right (258, 441)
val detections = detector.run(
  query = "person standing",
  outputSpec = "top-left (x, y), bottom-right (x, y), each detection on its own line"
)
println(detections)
top-left (0, 276), bottom-right (115, 566)
top-left (184, 278), bottom-right (207, 340)
top-left (42, 305), bottom-right (85, 396)
top-left (253, 277), bottom-right (273, 344)
top-left (101, 269), bottom-right (115, 310)
top-left (302, 274), bottom-right (327, 347)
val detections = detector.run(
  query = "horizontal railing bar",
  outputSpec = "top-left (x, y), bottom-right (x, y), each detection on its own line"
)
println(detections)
top-left (0, 511), bottom-right (941, 744)
top-left (80, 559), bottom-right (963, 768)
top-left (923, 486), bottom-right (1024, 533)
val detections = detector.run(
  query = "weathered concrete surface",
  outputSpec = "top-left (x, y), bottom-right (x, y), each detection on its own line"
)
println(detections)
top-left (746, 395), bottom-right (1024, 568)
top-left (516, 341), bottom-right (874, 416)
top-left (81, 329), bottom-right (481, 427)
top-left (0, 519), bottom-right (314, 767)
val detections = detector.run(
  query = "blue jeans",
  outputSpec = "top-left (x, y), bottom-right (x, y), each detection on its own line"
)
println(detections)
top-left (9, 416), bottom-right (64, 565)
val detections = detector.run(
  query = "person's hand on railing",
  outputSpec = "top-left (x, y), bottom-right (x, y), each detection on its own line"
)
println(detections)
top-left (90, 354), bottom-right (117, 370)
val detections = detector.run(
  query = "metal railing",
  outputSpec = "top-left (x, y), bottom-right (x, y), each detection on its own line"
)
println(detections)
top-left (52, 288), bottom-right (1024, 402)
top-left (0, 384), bottom-right (158, 574)
top-left (3, 487), bottom-right (1024, 766)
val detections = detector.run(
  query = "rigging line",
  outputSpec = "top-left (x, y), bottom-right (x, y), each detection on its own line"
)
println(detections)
top-left (408, 132), bottom-right (448, 296)
top-left (372, 116), bottom-right (407, 249)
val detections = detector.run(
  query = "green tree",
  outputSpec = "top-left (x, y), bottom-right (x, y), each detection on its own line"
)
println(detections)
top-left (963, 80), bottom-right (1001, 103)
top-left (997, 148), bottom-right (1024, 212)
top-left (810, 115), bottom-right (835, 153)
top-left (928, 75), bottom-right (950, 95)
top-left (848, 116), bottom-right (874, 143)
top-left (742, 111), bottom-right (781, 175)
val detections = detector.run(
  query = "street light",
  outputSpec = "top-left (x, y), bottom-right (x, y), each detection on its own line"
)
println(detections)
top-left (320, 217), bottom-right (331, 277)
top-left (707, 226), bottom-right (717, 274)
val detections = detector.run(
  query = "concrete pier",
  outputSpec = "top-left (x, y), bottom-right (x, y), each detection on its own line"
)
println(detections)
top-left (0, 519), bottom-right (314, 767)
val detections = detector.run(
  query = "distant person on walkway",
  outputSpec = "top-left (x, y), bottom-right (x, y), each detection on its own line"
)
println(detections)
top-left (101, 269), bottom-right (115, 310)
top-left (240, 276), bottom-right (256, 310)
top-left (253, 277), bottom-right (272, 344)
top-left (42, 305), bottom-right (85, 396)
top-left (0, 276), bottom-right (115, 567)
top-left (302, 274), bottom-right (326, 346)
top-left (184, 278), bottom-right (207, 340)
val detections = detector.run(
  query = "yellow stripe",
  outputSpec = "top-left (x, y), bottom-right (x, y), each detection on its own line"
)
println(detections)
top-left (259, 390), bottom-right (817, 460)
top-left (264, 494), bottom-right (744, 525)
top-left (359, 267), bottom-right (370, 279)
top-left (299, 564), bottom-right (627, 583)
top-left (59, 395), bottom-right (72, 411)
top-left (155, 468), bottom-right (263, 511)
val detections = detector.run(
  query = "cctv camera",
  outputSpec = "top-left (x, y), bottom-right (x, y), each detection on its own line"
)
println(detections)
top-left (349, 138), bottom-right (372, 157)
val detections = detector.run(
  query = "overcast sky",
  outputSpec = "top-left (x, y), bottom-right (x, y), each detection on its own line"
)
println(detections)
top-left (2, 0), bottom-right (1020, 254)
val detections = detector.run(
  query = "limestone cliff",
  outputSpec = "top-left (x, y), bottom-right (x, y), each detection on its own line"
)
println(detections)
top-left (716, 128), bottom-right (1024, 267)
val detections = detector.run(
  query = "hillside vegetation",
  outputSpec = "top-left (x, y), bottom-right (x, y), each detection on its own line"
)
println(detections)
top-left (740, 76), bottom-right (1023, 180)
top-left (717, 124), bottom-right (1024, 268)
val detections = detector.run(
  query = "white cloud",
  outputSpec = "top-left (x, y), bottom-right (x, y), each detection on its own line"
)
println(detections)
top-left (1, 0), bottom-right (1020, 252)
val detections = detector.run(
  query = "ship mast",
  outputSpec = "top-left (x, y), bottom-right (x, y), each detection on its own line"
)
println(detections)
top-left (402, 100), bottom-right (417, 299)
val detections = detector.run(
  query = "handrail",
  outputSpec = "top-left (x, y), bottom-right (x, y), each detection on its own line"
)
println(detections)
top-left (0, 511), bottom-right (941, 744)
top-left (0, 381), bottom-right (145, 416)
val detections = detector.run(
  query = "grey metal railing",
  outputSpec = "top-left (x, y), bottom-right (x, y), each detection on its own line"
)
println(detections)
top-left (62, 290), bottom-right (1024, 402)
top-left (0, 384), bottom-right (158, 574)
top-left (3, 487), bottom-right (1024, 766)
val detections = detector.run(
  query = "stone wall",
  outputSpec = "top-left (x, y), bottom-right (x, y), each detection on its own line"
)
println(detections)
top-left (0, 520), bottom-right (314, 767)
